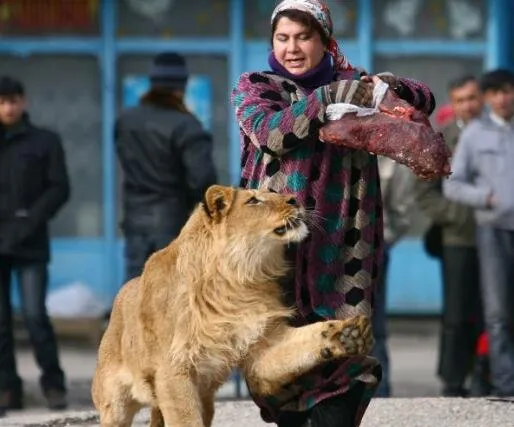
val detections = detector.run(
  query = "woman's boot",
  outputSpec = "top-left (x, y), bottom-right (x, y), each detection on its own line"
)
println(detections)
top-left (308, 384), bottom-right (364, 427)
top-left (277, 409), bottom-right (310, 427)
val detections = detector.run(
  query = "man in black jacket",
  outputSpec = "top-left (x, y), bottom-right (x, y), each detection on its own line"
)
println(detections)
top-left (116, 52), bottom-right (217, 281)
top-left (0, 77), bottom-right (70, 413)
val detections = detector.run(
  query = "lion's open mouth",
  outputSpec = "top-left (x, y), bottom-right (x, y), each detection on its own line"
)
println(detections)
top-left (273, 217), bottom-right (304, 236)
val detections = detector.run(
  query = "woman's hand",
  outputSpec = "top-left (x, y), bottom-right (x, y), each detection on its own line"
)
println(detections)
top-left (361, 72), bottom-right (406, 99)
top-left (361, 72), bottom-right (397, 88)
top-left (323, 80), bottom-right (374, 107)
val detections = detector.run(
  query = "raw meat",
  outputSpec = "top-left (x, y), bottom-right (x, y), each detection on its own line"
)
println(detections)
top-left (319, 88), bottom-right (452, 180)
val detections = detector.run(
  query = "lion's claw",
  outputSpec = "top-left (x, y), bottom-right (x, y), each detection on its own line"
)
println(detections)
top-left (321, 315), bottom-right (374, 358)
top-left (340, 315), bottom-right (374, 355)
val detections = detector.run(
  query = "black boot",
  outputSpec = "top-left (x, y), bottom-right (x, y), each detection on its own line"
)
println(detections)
top-left (469, 355), bottom-right (492, 397)
top-left (277, 395), bottom-right (356, 427)
top-left (277, 382), bottom-right (366, 427)
top-left (44, 389), bottom-right (68, 411)
top-left (307, 383), bottom-right (366, 427)
top-left (277, 410), bottom-right (310, 427)
top-left (441, 385), bottom-right (468, 397)
top-left (0, 387), bottom-right (24, 411)
top-left (308, 396), bottom-right (354, 427)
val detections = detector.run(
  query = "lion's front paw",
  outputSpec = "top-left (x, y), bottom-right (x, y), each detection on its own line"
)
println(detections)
top-left (320, 315), bottom-right (374, 359)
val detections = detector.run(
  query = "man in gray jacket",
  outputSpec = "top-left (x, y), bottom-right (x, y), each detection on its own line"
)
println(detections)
top-left (443, 69), bottom-right (514, 396)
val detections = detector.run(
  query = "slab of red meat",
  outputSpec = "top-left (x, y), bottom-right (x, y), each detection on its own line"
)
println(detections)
top-left (319, 89), bottom-right (452, 180)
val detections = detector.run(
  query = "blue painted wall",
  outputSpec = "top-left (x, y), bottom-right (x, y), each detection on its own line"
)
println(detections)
top-left (3, 0), bottom-right (512, 315)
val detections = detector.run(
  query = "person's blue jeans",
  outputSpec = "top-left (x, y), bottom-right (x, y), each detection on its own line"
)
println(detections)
top-left (371, 248), bottom-right (390, 397)
top-left (0, 258), bottom-right (65, 394)
top-left (476, 226), bottom-right (514, 396)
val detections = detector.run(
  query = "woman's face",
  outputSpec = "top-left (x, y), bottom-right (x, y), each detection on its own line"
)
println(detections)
top-left (272, 16), bottom-right (326, 75)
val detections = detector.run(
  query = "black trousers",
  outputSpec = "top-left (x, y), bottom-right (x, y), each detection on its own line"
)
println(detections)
top-left (0, 257), bottom-right (65, 393)
top-left (124, 230), bottom-right (178, 282)
top-left (437, 245), bottom-right (483, 389)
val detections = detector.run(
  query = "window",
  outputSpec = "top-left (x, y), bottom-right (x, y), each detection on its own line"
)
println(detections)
top-left (0, 55), bottom-right (102, 237)
top-left (0, 0), bottom-right (100, 36)
top-left (374, 0), bottom-right (486, 40)
top-left (244, 0), bottom-right (358, 39)
top-left (117, 0), bottom-right (229, 38)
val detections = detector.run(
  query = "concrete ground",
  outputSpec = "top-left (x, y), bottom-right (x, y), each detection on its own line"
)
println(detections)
top-left (3, 318), bottom-right (500, 426)
top-left (2, 398), bottom-right (514, 427)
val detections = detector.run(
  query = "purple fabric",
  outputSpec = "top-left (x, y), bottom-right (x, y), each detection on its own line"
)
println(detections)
top-left (268, 51), bottom-right (336, 93)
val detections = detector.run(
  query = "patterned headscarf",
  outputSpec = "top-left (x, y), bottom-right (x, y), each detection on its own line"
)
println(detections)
top-left (271, 0), bottom-right (353, 71)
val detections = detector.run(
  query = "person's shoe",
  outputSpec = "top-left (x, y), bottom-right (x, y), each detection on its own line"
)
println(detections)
top-left (442, 385), bottom-right (468, 397)
top-left (469, 356), bottom-right (492, 397)
top-left (44, 389), bottom-right (68, 411)
top-left (278, 409), bottom-right (311, 427)
top-left (0, 389), bottom-right (23, 410)
top-left (308, 396), bottom-right (355, 427)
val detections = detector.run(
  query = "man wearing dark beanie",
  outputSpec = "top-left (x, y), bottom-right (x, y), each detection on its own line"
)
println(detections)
top-left (115, 52), bottom-right (217, 281)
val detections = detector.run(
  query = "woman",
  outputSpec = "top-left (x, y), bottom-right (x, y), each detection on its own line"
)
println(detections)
top-left (231, 1), bottom-right (435, 426)
top-left (116, 52), bottom-right (217, 281)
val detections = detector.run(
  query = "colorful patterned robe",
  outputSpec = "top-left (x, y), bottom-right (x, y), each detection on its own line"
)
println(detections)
top-left (231, 70), bottom-right (434, 425)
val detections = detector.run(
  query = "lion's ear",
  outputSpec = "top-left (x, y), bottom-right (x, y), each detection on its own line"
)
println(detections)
top-left (202, 185), bottom-right (235, 221)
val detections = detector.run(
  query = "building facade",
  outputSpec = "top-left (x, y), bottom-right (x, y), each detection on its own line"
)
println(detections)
top-left (0, 0), bottom-right (512, 314)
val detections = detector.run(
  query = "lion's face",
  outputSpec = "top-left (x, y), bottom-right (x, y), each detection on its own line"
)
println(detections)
top-left (202, 185), bottom-right (309, 247)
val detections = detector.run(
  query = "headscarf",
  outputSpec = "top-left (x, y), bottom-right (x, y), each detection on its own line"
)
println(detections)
top-left (271, 0), bottom-right (354, 72)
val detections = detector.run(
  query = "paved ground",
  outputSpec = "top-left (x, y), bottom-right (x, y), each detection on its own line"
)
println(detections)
top-left (0, 318), bottom-right (466, 426)
top-left (2, 398), bottom-right (514, 427)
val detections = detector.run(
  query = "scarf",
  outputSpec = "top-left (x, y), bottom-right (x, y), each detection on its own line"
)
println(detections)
top-left (268, 51), bottom-right (336, 92)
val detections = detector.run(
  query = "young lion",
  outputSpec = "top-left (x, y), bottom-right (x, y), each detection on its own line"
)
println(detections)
top-left (92, 185), bottom-right (374, 427)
